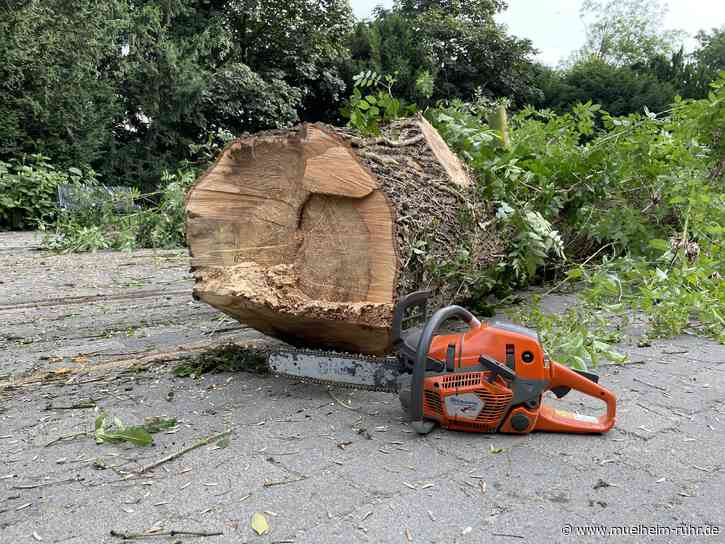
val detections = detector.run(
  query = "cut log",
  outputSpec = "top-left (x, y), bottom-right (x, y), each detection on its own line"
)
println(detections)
top-left (185, 114), bottom-right (503, 355)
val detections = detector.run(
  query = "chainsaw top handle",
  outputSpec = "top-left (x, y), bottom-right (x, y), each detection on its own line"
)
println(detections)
top-left (409, 304), bottom-right (481, 434)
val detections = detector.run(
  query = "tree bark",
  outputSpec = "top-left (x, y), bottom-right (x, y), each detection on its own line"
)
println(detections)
top-left (185, 114), bottom-right (503, 355)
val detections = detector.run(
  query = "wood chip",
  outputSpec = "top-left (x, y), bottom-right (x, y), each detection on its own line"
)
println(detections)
top-left (32, 531), bottom-right (42, 541)
top-left (405, 527), bottom-right (413, 542)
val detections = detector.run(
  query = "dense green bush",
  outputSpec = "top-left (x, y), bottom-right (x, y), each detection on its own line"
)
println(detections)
top-left (0, 155), bottom-right (94, 230)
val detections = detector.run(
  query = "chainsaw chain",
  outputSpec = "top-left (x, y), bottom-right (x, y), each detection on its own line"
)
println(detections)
top-left (264, 347), bottom-right (401, 393)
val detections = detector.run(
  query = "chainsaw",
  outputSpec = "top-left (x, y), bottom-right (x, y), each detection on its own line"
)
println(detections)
top-left (267, 291), bottom-right (616, 435)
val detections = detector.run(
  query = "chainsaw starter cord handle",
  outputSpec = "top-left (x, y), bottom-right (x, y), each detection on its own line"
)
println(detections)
top-left (410, 305), bottom-right (480, 431)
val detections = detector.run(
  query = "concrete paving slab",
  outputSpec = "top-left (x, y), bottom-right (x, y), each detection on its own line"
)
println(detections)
top-left (1, 231), bottom-right (723, 543)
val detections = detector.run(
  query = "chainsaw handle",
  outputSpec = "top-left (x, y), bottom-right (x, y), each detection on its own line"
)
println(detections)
top-left (536, 361), bottom-right (616, 433)
top-left (391, 290), bottom-right (432, 347)
top-left (409, 305), bottom-right (480, 433)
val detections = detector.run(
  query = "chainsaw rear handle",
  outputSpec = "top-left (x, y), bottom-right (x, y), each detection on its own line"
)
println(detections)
top-left (409, 305), bottom-right (481, 433)
top-left (536, 361), bottom-right (617, 433)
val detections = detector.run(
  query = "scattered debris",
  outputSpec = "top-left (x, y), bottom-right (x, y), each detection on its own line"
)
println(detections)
top-left (174, 345), bottom-right (268, 378)
top-left (593, 479), bottom-right (617, 490)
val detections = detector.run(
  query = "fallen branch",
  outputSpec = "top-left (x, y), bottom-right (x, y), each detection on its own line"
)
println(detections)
top-left (137, 430), bottom-right (231, 474)
top-left (110, 529), bottom-right (223, 540)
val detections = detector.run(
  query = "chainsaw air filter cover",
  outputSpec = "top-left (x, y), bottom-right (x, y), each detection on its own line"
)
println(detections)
top-left (423, 372), bottom-right (513, 432)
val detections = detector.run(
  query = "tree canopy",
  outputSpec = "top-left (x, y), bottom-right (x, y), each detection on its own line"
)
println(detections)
top-left (0, 0), bottom-right (723, 189)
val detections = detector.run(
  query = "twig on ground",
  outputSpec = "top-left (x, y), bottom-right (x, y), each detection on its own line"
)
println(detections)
top-left (137, 430), bottom-right (231, 474)
top-left (327, 389), bottom-right (360, 411)
top-left (110, 529), bottom-right (222, 540)
top-left (263, 476), bottom-right (307, 488)
top-left (12, 477), bottom-right (79, 490)
top-left (44, 432), bottom-right (89, 447)
top-left (633, 376), bottom-right (668, 391)
top-left (44, 400), bottom-right (96, 410)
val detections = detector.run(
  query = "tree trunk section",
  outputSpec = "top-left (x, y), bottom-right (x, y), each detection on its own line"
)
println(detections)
top-left (185, 115), bottom-right (502, 355)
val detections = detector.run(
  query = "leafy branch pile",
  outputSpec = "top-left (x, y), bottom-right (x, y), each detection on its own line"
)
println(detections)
top-left (429, 73), bottom-right (725, 363)
top-left (39, 168), bottom-right (196, 252)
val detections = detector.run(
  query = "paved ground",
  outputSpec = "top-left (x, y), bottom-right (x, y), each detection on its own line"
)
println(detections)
top-left (1, 231), bottom-right (723, 543)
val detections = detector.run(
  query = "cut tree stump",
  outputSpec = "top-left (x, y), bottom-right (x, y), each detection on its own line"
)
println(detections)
top-left (185, 114), bottom-right (503, 355)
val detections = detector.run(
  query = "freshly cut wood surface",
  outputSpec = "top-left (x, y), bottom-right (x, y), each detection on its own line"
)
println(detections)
top-left (186, 115), bottom-right (502, 354)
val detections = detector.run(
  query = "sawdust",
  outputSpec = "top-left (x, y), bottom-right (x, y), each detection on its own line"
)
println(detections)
top-left (196, 262), bottom-right (394, 327)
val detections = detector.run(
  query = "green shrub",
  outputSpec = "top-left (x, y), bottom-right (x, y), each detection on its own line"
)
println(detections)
top-left (0, 154), bottom-right (94, 230)
top-left (341, 71), bottom-right (416, 134)
top-left (41, 166), bottom-right (197, 252)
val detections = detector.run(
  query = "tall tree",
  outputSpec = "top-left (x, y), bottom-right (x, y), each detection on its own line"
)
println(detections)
top-left (0, 0), bottom-right (127, 167)
top-left (576, 0), bottom-right (686, 66)
top-left (349, 2), bottom-right (536, 104)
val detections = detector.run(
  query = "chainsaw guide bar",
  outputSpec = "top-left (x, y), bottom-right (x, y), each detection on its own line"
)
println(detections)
top-left (268, 349), bottom-right (400, 393)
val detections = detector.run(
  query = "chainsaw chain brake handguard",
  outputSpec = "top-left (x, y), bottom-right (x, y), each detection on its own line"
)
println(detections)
top-left (393, 291), bottom-right (617, 436)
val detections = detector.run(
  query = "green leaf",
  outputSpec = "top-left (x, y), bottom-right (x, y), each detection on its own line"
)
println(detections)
top-left (107, 427), bottom-right (154, 447)
top-left (648, 239), bottom-right (669, 252)
top-left (95, 412), bottom-right (106, 431)
top-left (251, 512), bottom-right (269, 535)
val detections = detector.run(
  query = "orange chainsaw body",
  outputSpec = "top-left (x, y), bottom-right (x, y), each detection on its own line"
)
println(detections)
top-left (417, 322), bottom-right (616, 434)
